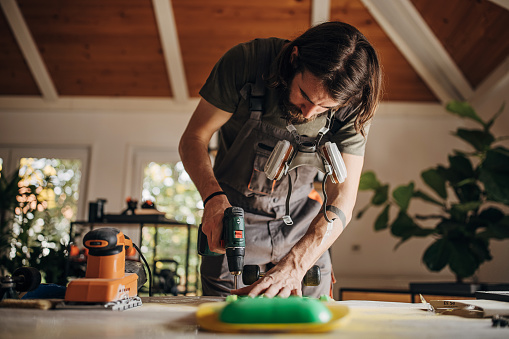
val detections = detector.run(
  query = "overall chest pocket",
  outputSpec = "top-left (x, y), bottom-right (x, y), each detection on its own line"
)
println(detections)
top-left (247, 143), bottom-right (278, 195)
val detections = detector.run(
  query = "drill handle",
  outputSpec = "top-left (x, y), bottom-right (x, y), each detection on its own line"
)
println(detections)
top-left (197, 224), bottom-right (223, 256)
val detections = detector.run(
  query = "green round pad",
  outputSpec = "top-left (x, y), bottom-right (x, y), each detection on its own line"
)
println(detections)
top-left (219, 296), bottom-right (332, 324)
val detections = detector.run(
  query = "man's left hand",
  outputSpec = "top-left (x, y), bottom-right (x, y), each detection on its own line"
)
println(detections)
top-left (231, 263), bottom-right (305, 298)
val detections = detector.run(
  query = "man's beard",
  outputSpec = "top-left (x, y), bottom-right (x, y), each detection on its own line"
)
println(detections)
top-left (280, 88), bottom-right (328, 125)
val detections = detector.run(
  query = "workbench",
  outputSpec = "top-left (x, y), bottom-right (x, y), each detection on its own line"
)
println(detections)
top-left (1, 296), bottom-right (507, 338)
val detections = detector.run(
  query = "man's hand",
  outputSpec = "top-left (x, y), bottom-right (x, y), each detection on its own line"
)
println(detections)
top-left (231, 261), bottom-right (306, 298)
top-left (202, 195), bottom-right (231, 254)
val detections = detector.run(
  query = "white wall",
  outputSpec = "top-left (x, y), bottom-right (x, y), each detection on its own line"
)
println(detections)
top-left (0, 107), bottom-right (193, 216)
top-left (332, 100), bottom-right (509, 293)
top-left (0, 99), bottom-right (508, 294)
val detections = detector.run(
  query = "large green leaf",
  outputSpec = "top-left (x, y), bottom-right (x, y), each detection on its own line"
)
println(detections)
top-left (446, 101), bottom-right (485, 127)
top-left (482, 147), bottom-right (509, 171)
top-left (371, 185), bottom-right (389, 206)
top-left (454, 183), bottom-right (482, 203)
top-left (485, 102), bottom-right (505, 130)
top-left (436, 220), bottom-right (464, 236)
top-left (392, 183), bottom-right (414, 211)
top-left (421, 168), bottom-right (447, 200)
top-left (450, 201), bottom-right (481, 214)
top-left (359, 171), bottom-right (381, 190)
top-left (448, 155), bottom-right (475, 181)
top-left (480, 216), bottom-right (509, 240)
top-left (448, 241), bottom-right (479, 279)
top-left (450, 207), bottom-right (469, 224)
top-left (390, 211), bottom-right (419, 240)
top-left (423, 239), bottom-right (451, 272)
top-left (355, 204), bottom-right (370, 219)
top-left (454, 128), bottom-right (495, 152)
top-left (479, 147), bottom-right (509, 204)
top-left (470, 237), bottom-right (492, 263)
top-left (413, 190), bottom-right (444, 207)
top-left (478, 207), bottom-right (504, 223)
top-left (374, 204), bottom-right (390, 231)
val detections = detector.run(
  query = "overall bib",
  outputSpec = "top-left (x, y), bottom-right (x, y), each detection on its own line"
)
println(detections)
top-left (200, 78), bottom-right (332, 297)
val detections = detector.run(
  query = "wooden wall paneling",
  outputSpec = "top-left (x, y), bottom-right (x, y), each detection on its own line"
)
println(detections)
top-left (0, 9), bottom-right (40, 96)
top-left (17, 0), bottom-right (172, 97)
top-left (172, 0), bottom-right (312, 97)
top-left (330, 0), bottom-right (438, 102)
top-left (411, 0), bottom-right (509, 89)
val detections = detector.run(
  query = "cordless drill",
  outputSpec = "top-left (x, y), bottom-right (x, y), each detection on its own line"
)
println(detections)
top-left (198, 207), bottom-right (245, 290)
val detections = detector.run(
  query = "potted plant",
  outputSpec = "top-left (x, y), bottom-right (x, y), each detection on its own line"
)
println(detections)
top-left (357, 101), bottom-right (509, 288)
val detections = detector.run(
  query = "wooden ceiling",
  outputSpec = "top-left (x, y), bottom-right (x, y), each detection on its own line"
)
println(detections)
top-left (0, 0), bottom-right (508, 109)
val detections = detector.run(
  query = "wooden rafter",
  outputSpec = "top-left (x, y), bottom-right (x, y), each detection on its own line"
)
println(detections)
top-left (0, 0), bottom-right (58, 101)
top-left (361, 0), bottom-right (474, 104)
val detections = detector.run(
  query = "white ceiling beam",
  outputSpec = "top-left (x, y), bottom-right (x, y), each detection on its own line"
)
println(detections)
top-left (361, 0), bottom-right (474, 104)
top-left (489, 0), bottom-right (509, 11)
top-left (470, 55), bottom-right (509, 109)
top-left (152, 0), bottom-right (189, 103)
top-left (0, 0), bottom-right (58, 101)
top-left (311, 0), bottom-right (330, 26)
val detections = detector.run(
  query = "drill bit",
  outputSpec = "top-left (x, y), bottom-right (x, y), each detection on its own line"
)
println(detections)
top-left (234, 275), bottom-right (238, 290)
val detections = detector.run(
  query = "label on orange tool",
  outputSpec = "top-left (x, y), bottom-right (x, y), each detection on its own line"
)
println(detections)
top-left (235, 230), bottom-right (243, 239)
top-left (85, 240), bottom-right (108, 247)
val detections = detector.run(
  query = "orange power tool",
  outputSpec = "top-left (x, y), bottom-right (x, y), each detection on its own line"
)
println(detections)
top-left (63, 227), bottom-right (142, 310)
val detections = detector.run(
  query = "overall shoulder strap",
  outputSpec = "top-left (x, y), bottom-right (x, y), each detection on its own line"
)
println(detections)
top-left (240, 39), bottom-right (272, 116)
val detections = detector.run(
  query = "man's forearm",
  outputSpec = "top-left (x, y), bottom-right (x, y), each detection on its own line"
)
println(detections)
top-left (283, 199), bottom-right (350, 274)
top-left (281, 153), bottom-right (363, 275)
top-left (178, 99), bottom-right (233, 200)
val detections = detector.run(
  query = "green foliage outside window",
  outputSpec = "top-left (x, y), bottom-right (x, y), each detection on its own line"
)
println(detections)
top-left (141, 161), bottom-right (202, 294)
top-left (0, 158), bottom-right (82, 284)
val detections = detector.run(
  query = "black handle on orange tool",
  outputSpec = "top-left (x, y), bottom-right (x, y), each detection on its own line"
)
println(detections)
top-left (84, 227), bottom-right (127, 256)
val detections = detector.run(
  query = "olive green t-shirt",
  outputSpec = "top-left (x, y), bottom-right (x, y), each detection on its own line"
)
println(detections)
top-left (199, 38), bottom-right (369, 158)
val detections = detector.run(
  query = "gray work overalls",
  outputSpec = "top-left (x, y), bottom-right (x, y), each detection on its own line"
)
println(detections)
top-left (200, 56), bottom-right (332, 297)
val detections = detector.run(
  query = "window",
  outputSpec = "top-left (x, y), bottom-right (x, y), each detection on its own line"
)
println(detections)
top-left (129, 147), bottom-right (202, 295)
top-left (18, 157), bottom-right (83, 246)
top-left (0, 146), bottom-right (88, 282)
top-left (142, 161), bottom-right (201, 294)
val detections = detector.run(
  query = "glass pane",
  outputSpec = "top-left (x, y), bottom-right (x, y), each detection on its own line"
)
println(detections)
top-left (6, 157), bottom-right (82, 283)
top-left (141, 161), bottom-right (202, 295)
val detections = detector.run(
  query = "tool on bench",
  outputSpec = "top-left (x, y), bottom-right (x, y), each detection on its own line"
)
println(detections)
top-left (198, 207), bottom-right (245, 290)
top-left (59, 227), bottom-right (149, 311)
top-left (0, 267), bottom-right (41, 301)
top-left (242, 264), bottom-right (321, 286)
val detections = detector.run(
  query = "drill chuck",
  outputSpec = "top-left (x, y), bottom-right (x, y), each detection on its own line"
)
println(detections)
top-left (226, 247), bottom-right (245, 275)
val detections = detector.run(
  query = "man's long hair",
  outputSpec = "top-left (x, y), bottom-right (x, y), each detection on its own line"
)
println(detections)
top-left (267, 21), bottom-right (382, 136)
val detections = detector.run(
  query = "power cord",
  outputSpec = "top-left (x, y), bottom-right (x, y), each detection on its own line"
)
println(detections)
top-left (133, 243), bottom-right (152, 297)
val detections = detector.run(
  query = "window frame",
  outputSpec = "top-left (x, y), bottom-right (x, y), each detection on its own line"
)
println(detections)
top-left (0, 145), bottom-right (90, 220)
top-left (125, 146), bottom-right (181, 202)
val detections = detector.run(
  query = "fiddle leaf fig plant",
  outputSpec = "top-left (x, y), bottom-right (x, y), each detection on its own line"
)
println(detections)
top-left (357, 101), bottom-right (509, 282)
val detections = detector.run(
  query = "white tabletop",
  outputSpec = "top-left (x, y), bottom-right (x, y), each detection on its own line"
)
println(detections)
top-left (1, 297), bottom-right (507, 339)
